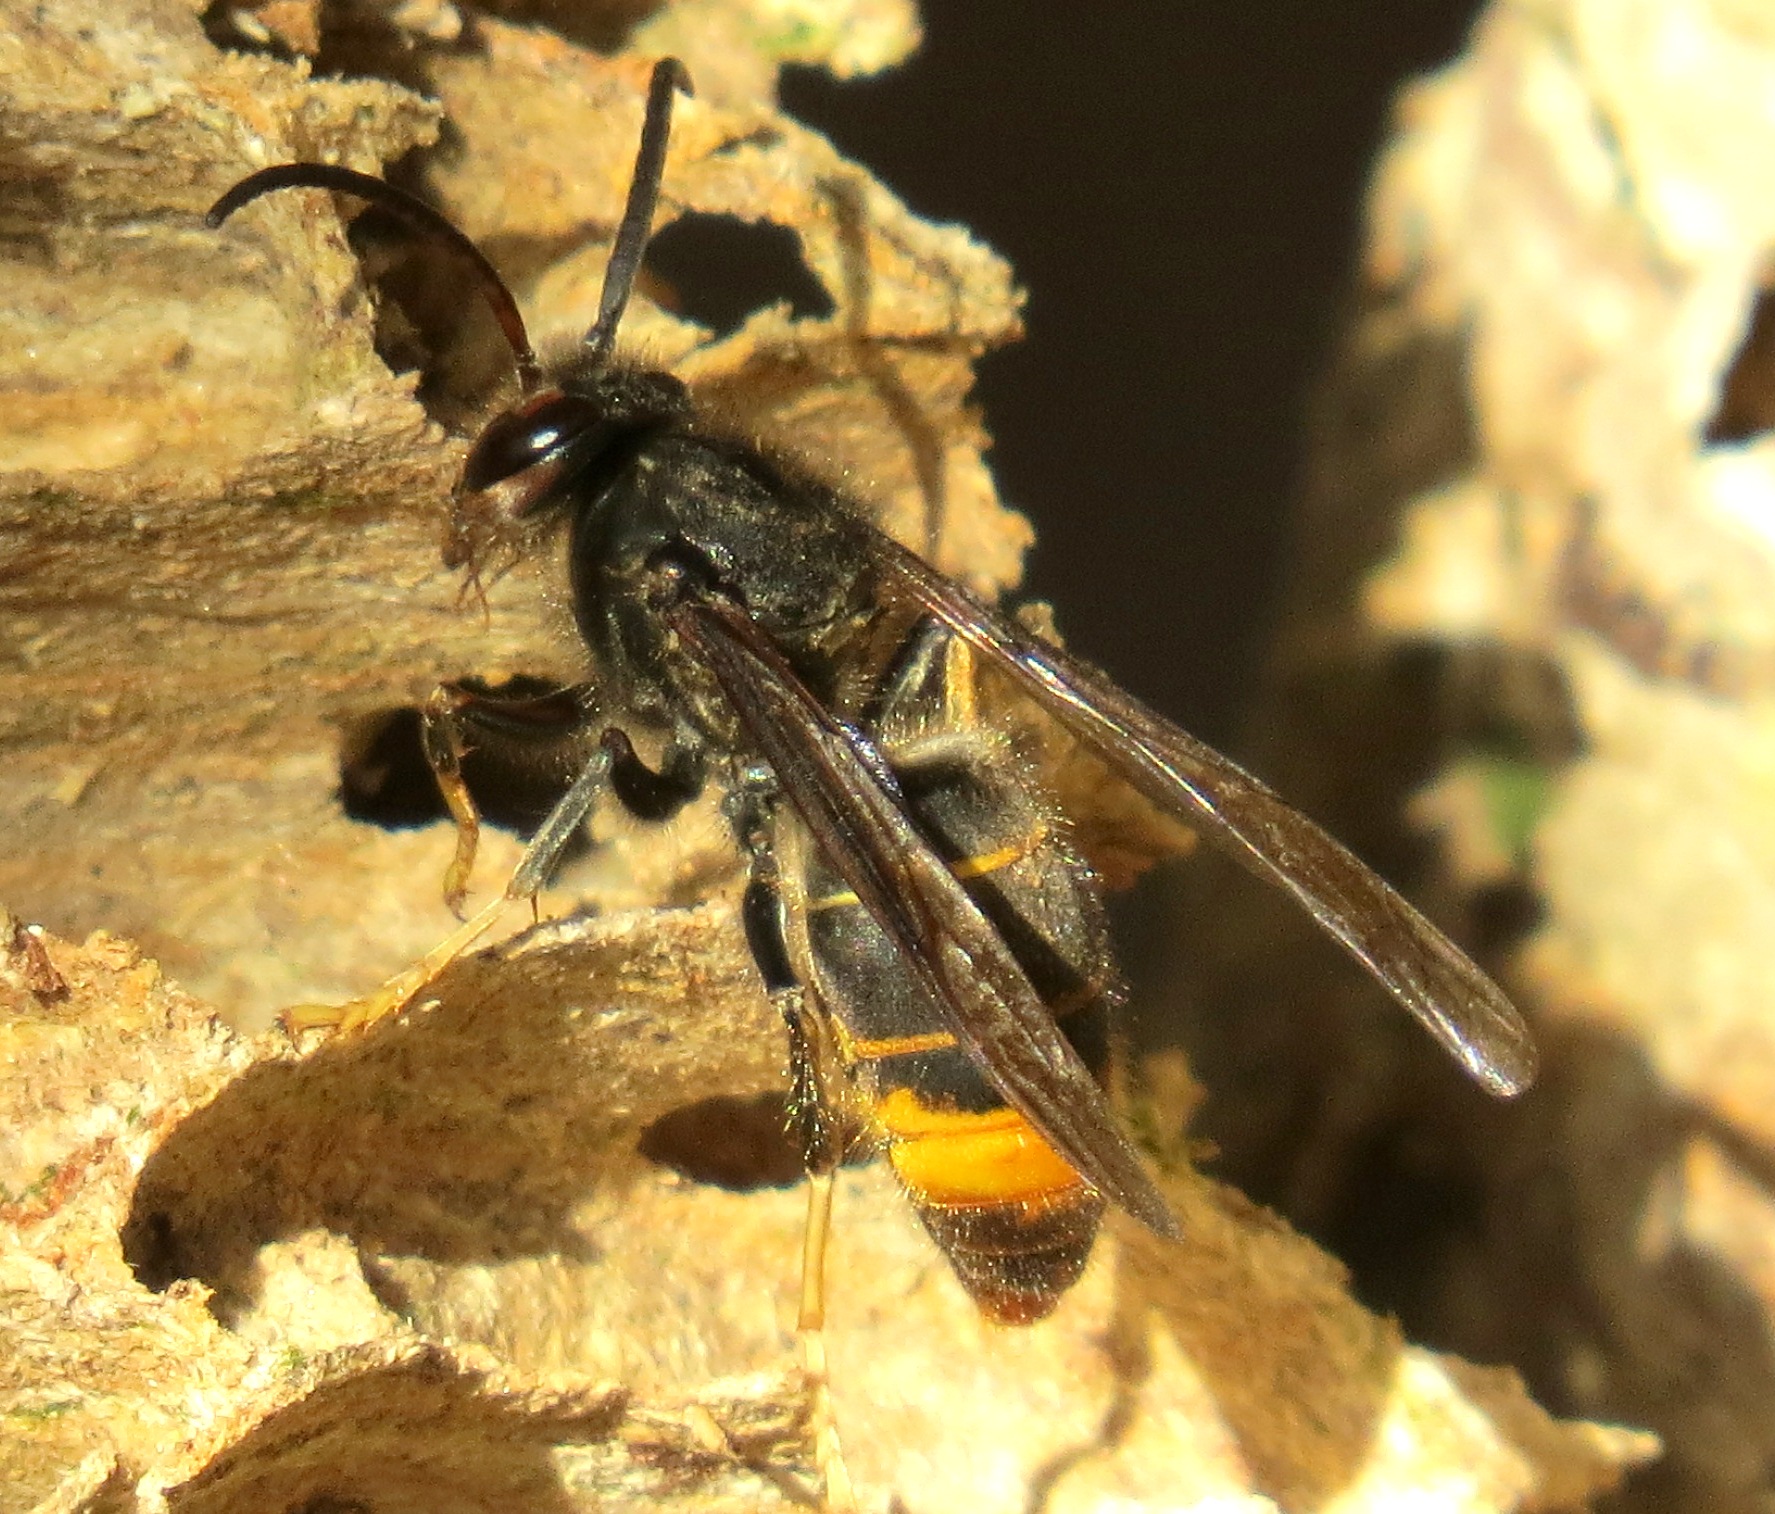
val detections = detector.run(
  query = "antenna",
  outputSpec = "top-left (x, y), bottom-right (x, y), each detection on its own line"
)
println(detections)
top-left (209, 59), bottom-right (692, 391)
top-left (582, 58), bottom-right (694, 367)
top-left (208, 163), bottom-right (544, 393)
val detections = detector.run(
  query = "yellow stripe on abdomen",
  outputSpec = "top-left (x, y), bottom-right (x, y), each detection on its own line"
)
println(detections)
top-left (875, 1087), bottom-right (1086, 1208)
top-left (806, 823), bottom-right (1050, 912)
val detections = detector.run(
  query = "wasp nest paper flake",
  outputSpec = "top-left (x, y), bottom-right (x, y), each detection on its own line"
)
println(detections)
top-left (3, 1), bottom-right (1650, 1510)
top-left (1198, 0), bottom-right (1775, 1507)
top-left (3, 920), bottom-right (1650, 1511)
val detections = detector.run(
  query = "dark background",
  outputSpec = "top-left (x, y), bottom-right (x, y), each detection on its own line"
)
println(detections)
top-left (783, 2), bottom-right (1483, 748)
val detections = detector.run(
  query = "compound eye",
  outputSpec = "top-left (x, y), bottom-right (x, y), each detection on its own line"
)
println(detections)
top-left (460, 391), bottom-right (591, 495)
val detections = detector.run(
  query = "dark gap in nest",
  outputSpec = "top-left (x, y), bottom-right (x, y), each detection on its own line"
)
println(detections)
top-left (203, 0), bottom-right (487, 97)
top-left (464, 0), bottom-right (663, 53)
top-left (343, 198), bottom-right (526, 430)
top-left (1707, 283), bottom-right (1775, 443)
top-left (338, 683), bottom-right (588, 849)
top-left (197, 3), bottom-right (305, 61)
top-left (636, 1092), bottom-right (807, 1191)
top-left (310, 0), bottom-right (465, 94)
top-left (643, 213), bottom-right (835, 339)
top-left (338, 706), bottom-right (449, 830)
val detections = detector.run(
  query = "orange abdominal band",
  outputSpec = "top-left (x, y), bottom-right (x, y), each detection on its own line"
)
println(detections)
top-left (876, 1088), bottom-right (1087, 1209)
top-left (806, 826), bottom-right (1048, 913)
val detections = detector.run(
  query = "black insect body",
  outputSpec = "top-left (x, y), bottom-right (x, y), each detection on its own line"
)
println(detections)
top-left (785, 624), bottom-right (1122, 1322)
top-left (210, 60), bottom-right (1536, 1328)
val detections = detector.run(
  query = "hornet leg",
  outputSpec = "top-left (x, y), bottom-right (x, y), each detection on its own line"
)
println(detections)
top-left (285, 730), bottom-right (630, 1034)
top-left (735, 781), bottom-right (857, 1513)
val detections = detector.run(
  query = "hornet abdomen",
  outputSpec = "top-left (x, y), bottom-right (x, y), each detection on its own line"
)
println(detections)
top-left (798, 726), bottom-right (1121, 1323)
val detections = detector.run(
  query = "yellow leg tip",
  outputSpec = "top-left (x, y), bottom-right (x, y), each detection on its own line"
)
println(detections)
top-left (278, 894), bottom-right (511, 1040)
top-left (279, 981), bottom-right (416, 1037)
top-left (280, 999), bottom-right (350, 1034)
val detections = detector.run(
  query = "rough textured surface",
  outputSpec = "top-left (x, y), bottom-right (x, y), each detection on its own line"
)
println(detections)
top-left (3, 1), bottom-right (1651, 1510)
top-left (1168, 1), bottom-right (1775, 1510)
top-left (3, 926), bottom-right (1650, 1511)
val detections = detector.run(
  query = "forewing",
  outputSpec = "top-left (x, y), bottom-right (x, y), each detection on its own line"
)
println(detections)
top-left (876, 539), bottom-right (1537, 1097)
top-left (674, 597), bottom-right (1178, 1236)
